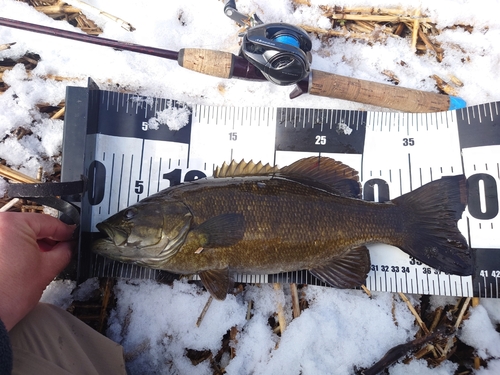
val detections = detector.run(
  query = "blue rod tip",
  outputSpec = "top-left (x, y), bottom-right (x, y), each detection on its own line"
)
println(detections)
top-left (449, 96), bottom-right (467, 110)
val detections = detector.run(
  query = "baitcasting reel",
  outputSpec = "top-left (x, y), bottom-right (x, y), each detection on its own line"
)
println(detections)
top-left (224, 0), bottom-right (312, 86)
top-left (240, 23), bottom-right (312, 86)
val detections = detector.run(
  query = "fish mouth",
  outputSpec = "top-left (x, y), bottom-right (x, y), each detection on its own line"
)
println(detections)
top-left (96, 222), bottom-right (129, 247)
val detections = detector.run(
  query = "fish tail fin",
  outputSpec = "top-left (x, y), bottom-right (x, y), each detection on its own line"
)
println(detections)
top-left (392, 175), bottom-right (472, 276)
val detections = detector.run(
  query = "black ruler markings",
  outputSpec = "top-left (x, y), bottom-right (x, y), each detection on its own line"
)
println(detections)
top-left (275, 107), bottom-right (367, 154)
top-left (156, 157), bottom-right (163, 194)
top-left (117, 154), bottom-right (125, 212)
top-left (457, 102), bottom-right (500, 298)
top-left (127, 154), bottom-right (134, 207)
top-left (107, 153), bottom-right (115, 215)
top-left (408, 154), bottom-right (413, 191)
top-left (146, 156), bottom-right (153, 197)
top-left (91, 90), bottom-right (193, 143)
top-left (62, 83), bottom-right (500, 298)
top-left (458, 102), bottom-right (500, 148)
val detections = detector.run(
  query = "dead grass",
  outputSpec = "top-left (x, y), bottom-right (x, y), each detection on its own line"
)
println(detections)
top-left (0, 3), bottom-right (494, 374)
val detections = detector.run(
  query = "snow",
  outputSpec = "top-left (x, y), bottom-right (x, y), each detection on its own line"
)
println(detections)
top-left (147, 106), bottom-right (192, 131)
top-left (390, 359), bottom-right (458, 375)
top-left (459, 305), bottom-right (500, 359)
top-left (2, 0), bottom-right (500, 373)
top-left (476, 360), bottom-right (500, 375)
top-left (227, 286), bottom-right (415, 374)
top-left (108, 279), bottom-right (248, 374)
top-left (39, 279), bottom-right (76, 310)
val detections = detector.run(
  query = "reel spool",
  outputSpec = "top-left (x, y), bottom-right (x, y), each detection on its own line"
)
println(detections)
top-left (240, 23), bottom-right (312, 86)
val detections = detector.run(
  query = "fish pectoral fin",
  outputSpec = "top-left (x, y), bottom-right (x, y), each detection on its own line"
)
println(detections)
top-left (309, 245), bottom-right (371, 289)
top-left (199, 269), bottom-right (233, 300)
top-left (195, 213), bottom-right (245, 248)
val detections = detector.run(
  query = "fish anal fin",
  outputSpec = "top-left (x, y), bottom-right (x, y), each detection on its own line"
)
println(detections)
top-left (310, 245), bottom-right (371, 289)
top-left (199, 269), bottom-right (233, 300)
top-left (195, 213), bottom-right (245, 248)
top-left (279, 157), bottom-right (361, 198)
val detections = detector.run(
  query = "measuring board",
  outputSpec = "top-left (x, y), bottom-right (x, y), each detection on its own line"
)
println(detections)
top-left (62, 79), bottom-right (500, 298)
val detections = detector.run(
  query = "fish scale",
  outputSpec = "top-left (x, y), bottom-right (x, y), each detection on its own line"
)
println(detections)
top-left (179, 178), bottom-right (385, 242)
top-left (93, 158), bottom-right (471, 299)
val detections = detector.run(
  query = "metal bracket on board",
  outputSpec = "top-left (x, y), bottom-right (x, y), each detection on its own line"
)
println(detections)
top-left (62, 78), bottom-right (500, 298)
top-left (7, 180), bottom-right (83, 225)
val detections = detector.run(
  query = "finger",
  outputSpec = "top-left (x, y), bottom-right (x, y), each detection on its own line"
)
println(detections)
top-left (22, 213), bottom-right (76, 241)
top-left (37, 238), bottom-right (58, 252)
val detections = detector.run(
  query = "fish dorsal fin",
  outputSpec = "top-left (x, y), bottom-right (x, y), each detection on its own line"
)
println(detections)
top-left (279, 157), bottom-right (361, 198)
top-left (214, 157), bottom-right (361, 198)
top-left (214, 160), bottom-right (279, 178)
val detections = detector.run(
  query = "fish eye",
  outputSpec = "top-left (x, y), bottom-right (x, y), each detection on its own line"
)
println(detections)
top-left (123, 208), bottom-right (137, 220)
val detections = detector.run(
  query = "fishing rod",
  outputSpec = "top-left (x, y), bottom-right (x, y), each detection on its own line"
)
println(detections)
top-left (0, 2), bottom-right (466, 113)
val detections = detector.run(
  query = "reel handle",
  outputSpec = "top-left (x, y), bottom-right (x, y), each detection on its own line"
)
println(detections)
top-left (309, 70), bottom-right (465, 113)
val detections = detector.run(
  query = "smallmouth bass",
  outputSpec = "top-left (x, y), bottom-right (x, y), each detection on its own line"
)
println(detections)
top-left (93, 157), bottom-right (472, 300)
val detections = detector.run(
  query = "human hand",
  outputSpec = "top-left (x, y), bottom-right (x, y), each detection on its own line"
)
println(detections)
top-left (0, 212), bottom-right (75, 331)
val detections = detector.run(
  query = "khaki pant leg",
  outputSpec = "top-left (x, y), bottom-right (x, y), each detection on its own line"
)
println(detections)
top-left (8, 303), bottom-right (126, 375)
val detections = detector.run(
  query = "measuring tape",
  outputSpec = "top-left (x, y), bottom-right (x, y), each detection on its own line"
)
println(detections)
top-left (62, 79), bottom-right (500, 298)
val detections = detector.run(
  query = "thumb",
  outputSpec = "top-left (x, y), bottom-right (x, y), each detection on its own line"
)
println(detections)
top-left (39, 241), bottom-right (73, 281)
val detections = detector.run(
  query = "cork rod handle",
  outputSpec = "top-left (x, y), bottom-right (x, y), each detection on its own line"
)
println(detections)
top-left (309, 70), bottom-right (461, 113)
top-left (178, 48), bottom-right (235, 79)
